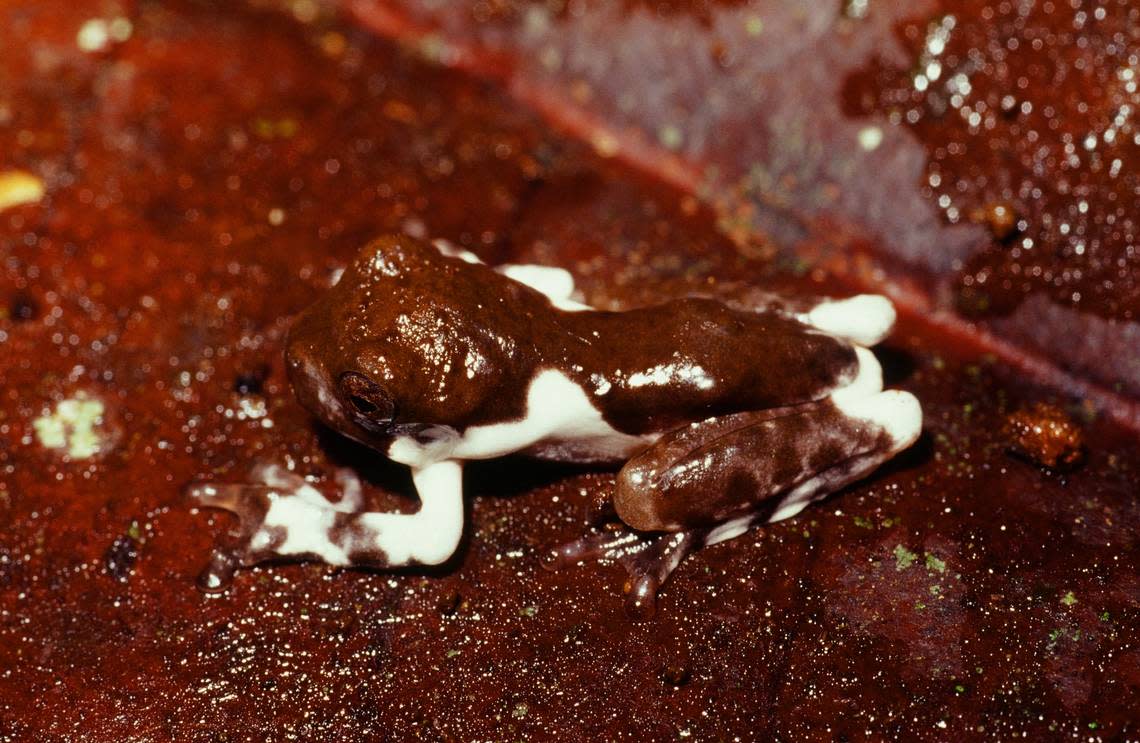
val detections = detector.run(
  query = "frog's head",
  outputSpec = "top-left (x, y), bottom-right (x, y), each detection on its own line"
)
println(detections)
top-left (285, 236), bottom-right (536, 452)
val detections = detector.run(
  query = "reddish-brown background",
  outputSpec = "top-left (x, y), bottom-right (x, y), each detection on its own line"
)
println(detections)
top-left (1, 1), bottom-right (1137, 740)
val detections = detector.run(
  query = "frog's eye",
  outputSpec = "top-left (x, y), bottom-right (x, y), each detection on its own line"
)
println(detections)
top-left (338, 372), bottom-right (395, 430)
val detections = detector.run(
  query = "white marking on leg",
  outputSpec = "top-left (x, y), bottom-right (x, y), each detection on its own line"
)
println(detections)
top-left (834, 389), bottom-right (923, 450)
top-left (260, 496), bottom-right (350, 564)
top-left (351, 459), bottom-right (465, 566)
top-left (802, 294), bottom-right (896, 347)
top-left (767, 391), bottom-right (922, 525)
top-left (829, 346), bottom-right (883, 408)
top-left (705, 514), bottom-right (755, 546)
top-left (496, 264), bottom-right (591, 311)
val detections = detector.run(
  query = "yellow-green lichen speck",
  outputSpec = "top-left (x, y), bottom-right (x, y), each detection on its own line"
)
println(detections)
top-left (32, 396), bottom-right (107, 459)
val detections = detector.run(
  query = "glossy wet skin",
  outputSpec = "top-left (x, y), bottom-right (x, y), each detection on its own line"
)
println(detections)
top-left (285, 235), bottom-right (861, 446)
top-left (190, 234), bottom-right (919, 612)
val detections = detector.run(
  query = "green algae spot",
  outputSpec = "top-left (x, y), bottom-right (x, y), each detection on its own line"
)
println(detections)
top-left (925, 553), bottom-right (947, 573)
top-left (894, 544), bottom-right (918, 570)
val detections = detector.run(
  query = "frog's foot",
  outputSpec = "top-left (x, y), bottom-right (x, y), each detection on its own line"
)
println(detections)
top-left (542, 525), bottom-right (711, 620)
top-left (186, 460), bottom-right (465, 593)
top-left (186, 463), bottom-right (366, 592)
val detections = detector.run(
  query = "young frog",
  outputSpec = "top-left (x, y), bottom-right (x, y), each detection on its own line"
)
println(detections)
top-left (189, 235), bottom-right (921, 616)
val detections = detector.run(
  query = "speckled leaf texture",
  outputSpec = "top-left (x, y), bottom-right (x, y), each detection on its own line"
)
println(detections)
top-left (0, 1), bottom-right (1137, 740)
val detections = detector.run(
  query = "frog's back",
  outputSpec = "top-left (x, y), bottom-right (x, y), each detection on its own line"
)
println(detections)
top-left (558, 298), bottom-right (860, 435)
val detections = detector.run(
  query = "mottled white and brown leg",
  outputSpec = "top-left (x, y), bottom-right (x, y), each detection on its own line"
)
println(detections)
top-left (188, 460), bottom-right (465, 592)
top-left (545, 378), bottom-right (922, 619)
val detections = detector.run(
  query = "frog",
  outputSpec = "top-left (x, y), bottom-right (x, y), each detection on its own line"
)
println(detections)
top-left (188, 234), bottom-right (922, 616)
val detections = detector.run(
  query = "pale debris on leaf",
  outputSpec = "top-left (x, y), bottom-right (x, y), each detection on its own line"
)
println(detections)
top-left (33, 396), bottom-right (108, 459)
top-left (0, 170), bottom-right (45, 212)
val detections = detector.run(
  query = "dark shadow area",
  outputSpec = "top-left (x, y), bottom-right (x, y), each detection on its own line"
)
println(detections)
top-left (877, 344), bottom-right (918, 388)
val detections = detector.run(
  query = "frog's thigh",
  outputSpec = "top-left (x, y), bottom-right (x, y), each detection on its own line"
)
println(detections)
top-left (615, 391), bottom-right (921, 533)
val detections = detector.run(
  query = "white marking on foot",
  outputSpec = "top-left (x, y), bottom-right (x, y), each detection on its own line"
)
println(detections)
top-left (261, 496), bottom-right (350, 564)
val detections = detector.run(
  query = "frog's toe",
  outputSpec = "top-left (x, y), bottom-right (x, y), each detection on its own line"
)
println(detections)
top-left (544, 526), bottom-right (706, 620)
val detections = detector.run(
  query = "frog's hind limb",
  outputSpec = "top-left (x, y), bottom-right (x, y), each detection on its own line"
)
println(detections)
top-left (546, 385), bottom-right (922, 619)
top-left (187, 460), bottom-right (465, 592)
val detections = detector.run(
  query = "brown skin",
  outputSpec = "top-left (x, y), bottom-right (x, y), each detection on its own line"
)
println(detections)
top-left (285, 235), bottom-right (860, 448)
top-left (615, 401), bottom-right (891, 531)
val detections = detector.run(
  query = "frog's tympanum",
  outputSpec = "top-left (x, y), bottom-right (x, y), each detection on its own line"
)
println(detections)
top-left (189, 235), bottom-right (921, 616)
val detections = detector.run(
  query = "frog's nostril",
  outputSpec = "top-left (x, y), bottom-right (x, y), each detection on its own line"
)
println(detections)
top-left (338, 371), bottom-right (395, 427)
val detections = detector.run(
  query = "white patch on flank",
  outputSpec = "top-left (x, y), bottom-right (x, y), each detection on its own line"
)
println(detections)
top-left (388, 369), bottom-right (650, 469)
top-left (628, 362), bottom-right (715, 390)
top-left (497, 264), bottom-right (574, 300)
top-left (802, 294), bottom-right (896, 347)
top-left (496, 264), bottom-right (590, 311)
